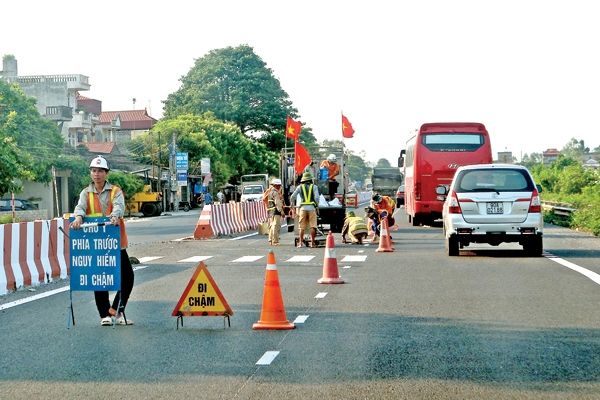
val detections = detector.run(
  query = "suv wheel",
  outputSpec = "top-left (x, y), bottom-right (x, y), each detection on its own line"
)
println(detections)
top-left (446, 234), bottom-right (459, 256)
top-left (523, 235), bottom-right (543, 257)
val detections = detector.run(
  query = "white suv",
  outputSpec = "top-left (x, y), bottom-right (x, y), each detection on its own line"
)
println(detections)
top-left (438, 164), bottom-right (543, 256)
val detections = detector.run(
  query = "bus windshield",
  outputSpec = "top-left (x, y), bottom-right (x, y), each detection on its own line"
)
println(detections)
top-left (422, 133), bottom-right (484, 152)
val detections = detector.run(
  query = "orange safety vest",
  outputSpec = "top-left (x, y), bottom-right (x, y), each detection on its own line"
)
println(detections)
top-left (374, 196), bottom-right (395, 216)
top-left (320, 160), bottom-right (340, 181)
top-left (86, 185), bottom-right (128, 248)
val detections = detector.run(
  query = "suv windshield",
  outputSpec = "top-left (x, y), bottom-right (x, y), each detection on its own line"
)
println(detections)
top-left (456, 169), bottom-right (532, 192)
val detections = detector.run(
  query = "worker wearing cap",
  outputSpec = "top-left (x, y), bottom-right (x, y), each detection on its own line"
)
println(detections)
top-left (371, 193), bottom-right (396, 227)
top-left (341, 211), bottom-right (368, 245)
top-left (319, 153), bottom-right (340, 200)
top-left (71, 155), bottom-right (135, 327)
top-left (265, 178), bottom-right (284, 245)
top-left (289, 172), bottom-right (320, 248)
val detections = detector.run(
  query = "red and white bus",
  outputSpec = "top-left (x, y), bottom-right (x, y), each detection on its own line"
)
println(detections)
top-left (400, 122), bottom-right (492, 226)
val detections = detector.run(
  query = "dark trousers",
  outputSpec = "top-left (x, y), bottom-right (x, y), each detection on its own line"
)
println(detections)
top-left (328, 180), bottom-right (339, 200)
top-left (95, 249), bottom-right (135, 318)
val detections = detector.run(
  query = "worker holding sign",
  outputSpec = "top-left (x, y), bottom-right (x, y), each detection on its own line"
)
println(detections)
top-left (71, 155), bottom-right (135, 327)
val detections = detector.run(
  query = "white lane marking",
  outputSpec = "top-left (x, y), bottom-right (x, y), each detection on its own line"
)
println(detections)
top-left (286, 255), bottom-right (315, 262)
top-left (341, 255), bottom-right (367, 262)
top-left (546, 253), bottom-right (600, 285)
top-left (358, 250), bottom-right (365, 253)
top-left (231, 223), bottom-right (289, 241)
top-left (232, 232), bottom-right (257, 240)
top-left (0, 287), bottom-right (69, 311)
top-left (315, 292), bottom-right (328, 299)
top-left (256, 351), bottom-right (280, 365)
top-left (0, 264), bottom-right (149, 311)
top-left (232, 256), bottom-right (264, 263)
top-left (293, 315), bottom-right (309, 323)
top-left (177, 256), bottom-right (213, 263)
top-left (342, 265), bottom-right (352, 269)
top-left (137, 256), bottom-right (163, 263)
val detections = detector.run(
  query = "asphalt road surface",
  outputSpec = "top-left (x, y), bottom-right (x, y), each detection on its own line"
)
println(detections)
top-left (1, 207), bottom-right (600, 400)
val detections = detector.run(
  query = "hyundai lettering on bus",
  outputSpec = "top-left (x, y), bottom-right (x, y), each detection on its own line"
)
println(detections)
top-left (399, 122), bottom-right (493, 226)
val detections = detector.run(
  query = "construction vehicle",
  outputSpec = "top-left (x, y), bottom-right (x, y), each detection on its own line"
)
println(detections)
top-left (127, 169), bottom-right (163, 217)
top-left (280, 145), bottom-right (347, 233)
top-left (239, 174), bottom-right (269, 202)
top-left (371, 167), bottom-right (403, 198)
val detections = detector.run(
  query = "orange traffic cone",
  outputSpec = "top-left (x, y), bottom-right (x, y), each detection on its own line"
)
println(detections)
top-left (376, 216), bottom-right (394, 252)
top-left (318, 232), bottom-right (345, 284)
top-left (252, 251), bottom-right (295, 330)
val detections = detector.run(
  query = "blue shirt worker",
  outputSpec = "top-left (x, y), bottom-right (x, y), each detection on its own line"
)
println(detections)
top-left (289, 172), bottom-right (320, 248)
top-left (71, 155), bottom-right (135, 327)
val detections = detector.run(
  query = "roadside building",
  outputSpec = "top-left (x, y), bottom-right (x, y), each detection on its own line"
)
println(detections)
top-left (542, 148), bottom-right (561, 165)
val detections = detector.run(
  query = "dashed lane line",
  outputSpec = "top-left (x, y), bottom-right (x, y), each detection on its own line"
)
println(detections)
top-left (137, 256), bottom-right (163, 263)
top-left (255, 351), bottom-right (280, 365)
top-left (177, 256), bottom-right (213, 263)
top-left (340, 255), bottom-right (367, 262)
top-left (232, 256), bottom-right (264, 263)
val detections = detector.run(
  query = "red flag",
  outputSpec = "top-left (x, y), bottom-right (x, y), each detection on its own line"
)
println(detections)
top-left (294, 141), bottom-right (311, 175)
top-left (286, 116), bottom-right (302, 141)
top-left (342, 114), bottom-right (355, 138)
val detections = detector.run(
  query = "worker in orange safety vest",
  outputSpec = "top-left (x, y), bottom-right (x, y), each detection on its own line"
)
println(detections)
top-left (71, 155), bottom-right (135, 327)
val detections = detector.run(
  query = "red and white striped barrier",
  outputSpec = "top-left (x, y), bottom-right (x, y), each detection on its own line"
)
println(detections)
top-left (1, 219), bottom-right (69, 295)
top-left (193, 202), bottom-right (269, 239)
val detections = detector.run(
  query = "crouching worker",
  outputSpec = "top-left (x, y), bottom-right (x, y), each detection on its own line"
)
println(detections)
top-left (371, 193), bottom-right (396, 227)
top-left (364, 206), bottom-right (381, 243)
top-left (71, 155), bottom-right (135, 327)
top-left (341, 211), bottom-right (368, 245)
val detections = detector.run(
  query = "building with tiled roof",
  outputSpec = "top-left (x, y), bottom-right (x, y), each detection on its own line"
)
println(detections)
top-left (98, 108), bottom-right (157, 146)
top-left (542, 148), bottom-right (560, 165)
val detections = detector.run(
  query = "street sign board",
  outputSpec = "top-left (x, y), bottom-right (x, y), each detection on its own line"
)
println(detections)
top-left (176, 152), bottom-right (189, 172)
top-left (177, 172), bottom-right (188, 186)
top-left (69, 216), bottom-right (121, 291)
top-left (201, 158), bottom-right (211, 174)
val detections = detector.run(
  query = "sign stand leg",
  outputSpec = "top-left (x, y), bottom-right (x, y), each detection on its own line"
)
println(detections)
top-left (67, 290), bottom-right (76, 329)
top-left (113, 298), bottom-right (123, 329)
top-left (223, 315), bottom-right (230, 329)
top-left (176, 314), bottom-right (184, 330)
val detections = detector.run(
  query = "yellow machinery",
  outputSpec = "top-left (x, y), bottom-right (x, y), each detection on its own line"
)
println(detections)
top-left (127, 184), bottom-right (163, 217)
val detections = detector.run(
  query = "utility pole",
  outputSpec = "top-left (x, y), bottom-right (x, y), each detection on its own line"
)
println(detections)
top-left (171, 131), bottom-right (178, 212)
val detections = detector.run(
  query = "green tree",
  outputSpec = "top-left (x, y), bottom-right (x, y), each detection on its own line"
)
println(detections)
top-left (164, 45), bottom-right (298, 135)
top-left (519, 152), bottom-right (542, 169)
top-left (561, 138), bottom-right (589, 160)
top-left (129, 113), bottom-right (279, 188)
top-left (0, 80), bottom-right (65, 196)
top-left (375, 158), bottom-right (392, 168)
top-left (347, 150), bottom-right (370, 185)
top-left (104, 171), bottom-right (145, 202)
top-left (555, 164), bottom-right (595, 195)
top-left (257, 125), bottom-right (318, 153)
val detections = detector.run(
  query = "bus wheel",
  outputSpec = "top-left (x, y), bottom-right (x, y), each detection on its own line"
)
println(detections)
top-left (412, 215), bottom-right (420, 226)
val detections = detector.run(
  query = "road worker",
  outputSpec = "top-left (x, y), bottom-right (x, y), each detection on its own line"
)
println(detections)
top-left (71, 155), bottom-right (135, 327)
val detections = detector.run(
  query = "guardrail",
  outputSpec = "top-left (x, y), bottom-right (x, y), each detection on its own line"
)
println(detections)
top-left (541, 201), bottom-right (576, 217)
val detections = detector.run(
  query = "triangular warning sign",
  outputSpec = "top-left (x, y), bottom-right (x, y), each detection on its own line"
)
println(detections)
top-left (172, 262), bottom-right (233, 317)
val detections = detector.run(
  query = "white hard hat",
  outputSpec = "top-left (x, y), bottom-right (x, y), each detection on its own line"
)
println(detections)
top-left (271, 178), bottom-right (282, 185)
top-left (327, 153), bottom-right (337, 162)
top-left (90, 155), bottom-right (109, 170)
